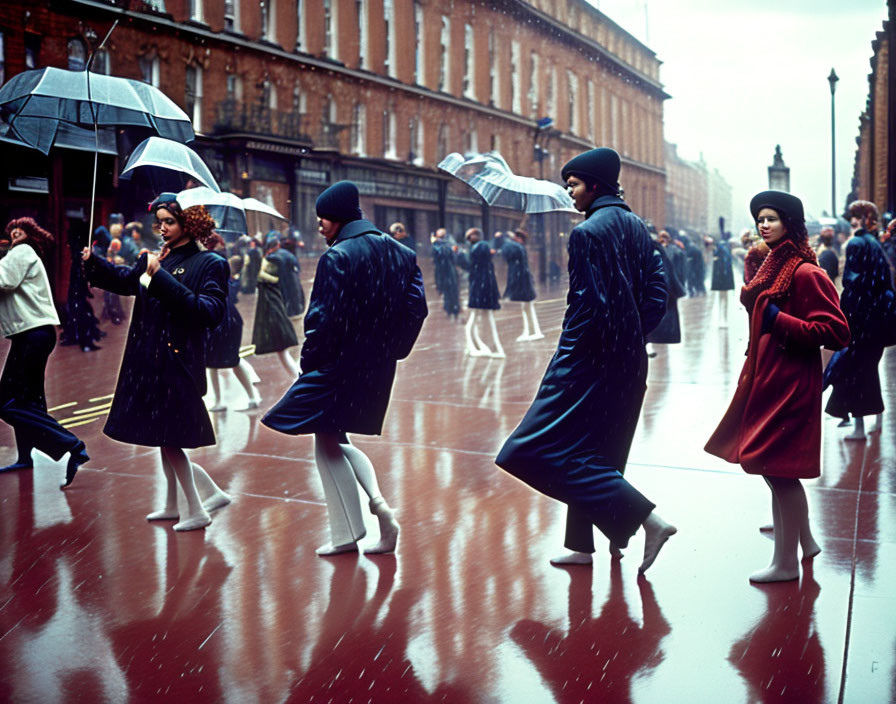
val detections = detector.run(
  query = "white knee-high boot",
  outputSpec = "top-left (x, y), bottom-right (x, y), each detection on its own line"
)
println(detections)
top-left (487, 311), bottom-right (505, 358)
top-left (527, 301), bottom-right (544, 339)
top-left (314, 433), bottom-right (366, 551)
top-left (516, 302), bottom-right (531, 341)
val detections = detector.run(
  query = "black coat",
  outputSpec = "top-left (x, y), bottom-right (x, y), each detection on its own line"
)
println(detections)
top-left (85, 242), bottom-right (228, 447)
top-left (685, 241), bottom-right (706, 293)
top-left (241, 245), bottom-right (262, 294)
top-left (468, 240), bottom-right (500, 310)
top-left (710, 242), bottom-right (735, 291)
top-left (646, 242), bottom-right (685, 344)
top-left (496, 196), bottom-right (666, 542)
top-left (502, 239), bottom-right (537, 302)
top-left (431, 240), bottom-right (460, 315)
top-left (262, 220), bottom-right (428, 436)
top-left (268, 248), bottom-right (305, 317)
top-left (666, 242), bottom-right (688, 291)
top-left (825, 231), bottom-right (893, 417)
top-left (206, 275), bottom-right (243, 368)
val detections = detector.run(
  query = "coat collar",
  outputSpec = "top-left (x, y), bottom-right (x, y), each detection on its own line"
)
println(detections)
top-left (331, 219), bottom-right (381, 246)
top-left (585, 194), bottom-right (631, 218)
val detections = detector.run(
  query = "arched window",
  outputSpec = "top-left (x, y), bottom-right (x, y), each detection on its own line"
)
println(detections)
top-left (67, 38), bottom-right (87, 71)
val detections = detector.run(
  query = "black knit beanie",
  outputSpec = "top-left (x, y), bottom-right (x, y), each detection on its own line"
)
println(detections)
top-left (561, 148), bottom-right (621, 195)
top-left (315, 181), bottom-right (363, 223)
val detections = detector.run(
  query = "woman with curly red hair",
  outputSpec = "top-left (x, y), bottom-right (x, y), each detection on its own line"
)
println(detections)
top-left (0, 217), bottom-right (89, 487)
top-left (706, 191), bottom-right (850, 582)
top-left (81, 194), bottom-right (231, 531)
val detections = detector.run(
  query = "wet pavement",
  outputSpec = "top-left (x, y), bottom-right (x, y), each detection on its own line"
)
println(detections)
top-left (0, 262), bottom-right (894, 703)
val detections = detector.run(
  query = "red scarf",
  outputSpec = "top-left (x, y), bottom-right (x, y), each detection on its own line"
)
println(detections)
top-left (740, 238), bottom-right (817, 314)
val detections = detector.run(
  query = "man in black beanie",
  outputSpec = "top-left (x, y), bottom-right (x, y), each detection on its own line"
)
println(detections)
top-left (262, 180), bottom-right (428, 555)
top-left (497, 148), bottom-right (677, 574)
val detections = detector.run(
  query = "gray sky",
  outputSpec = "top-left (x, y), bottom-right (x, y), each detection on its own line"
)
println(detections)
top-left (592, 0), bottom-right (889, 229)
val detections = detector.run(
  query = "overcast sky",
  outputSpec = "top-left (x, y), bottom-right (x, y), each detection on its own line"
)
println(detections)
top-left (591, 0), bottom-right (889, 229)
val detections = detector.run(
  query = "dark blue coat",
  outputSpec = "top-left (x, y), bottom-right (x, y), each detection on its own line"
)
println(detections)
top-left (468, 240), bottom-right (500, 310)
top-left (710, 241), bottom-right (735, 291)
top-left (825, 231), bottom-right (894, 417)
top-left (262, 220), bottom-right (428, 436)
top-left (502, 239), bottom-right (537, 302)
top-left (431, 240), bottom-right (460, 316)
top-left (646, 242), bottom-right (685, 344)
top-left (85, 242), bottom-right (228, 447)
top-left (496, 196), bottom-right (666, 545)
top-left (206, 275), bottom-right (244, 368)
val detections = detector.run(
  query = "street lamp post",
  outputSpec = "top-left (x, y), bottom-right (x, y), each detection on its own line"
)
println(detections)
top-left (828, 68), bottom-right (839, 218)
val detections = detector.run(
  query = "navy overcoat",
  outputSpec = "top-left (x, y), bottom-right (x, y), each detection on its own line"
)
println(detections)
top-left (825, 230), bottom-right (894, 417)
top-left (496, 196), bottom-right (667, 546)
top-left (262, 220), bottom-right (428, 436)
top-left (85, 242), bottom-right (228, 447)
top-left (468, 240), bottom-right (500, 310)
top-left (432, 240), bottom-right (460, 315)
top-left (502, 239), bottom-right (537, 302)
top-left (206, 273), bottom-right (244, 369)
top-left (710, 241), bottom-right (735, 291)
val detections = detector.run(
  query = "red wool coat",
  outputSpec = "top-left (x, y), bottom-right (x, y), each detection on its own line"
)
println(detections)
top-left (705, 264), bottom-right (850, 478)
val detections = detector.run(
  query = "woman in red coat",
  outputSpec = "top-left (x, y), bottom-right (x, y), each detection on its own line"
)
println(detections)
top-left (705, 191), bottom-right (849, 583)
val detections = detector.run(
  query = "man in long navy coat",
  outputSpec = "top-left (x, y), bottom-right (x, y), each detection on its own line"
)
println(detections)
top-left (496, 148), bottom-right (677, 574)
top-left (262, 181), bottom-right (427, 556)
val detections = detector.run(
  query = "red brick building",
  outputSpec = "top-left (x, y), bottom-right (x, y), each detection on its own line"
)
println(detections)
top-left (0, 0), bottom-right (668, 289)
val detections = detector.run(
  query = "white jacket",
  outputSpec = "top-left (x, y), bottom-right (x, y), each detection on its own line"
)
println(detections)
top-left (0, 243), bottom-right (60, 337)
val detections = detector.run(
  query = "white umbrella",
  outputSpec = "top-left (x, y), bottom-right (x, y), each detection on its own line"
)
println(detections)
top-left (177, 187), bottom-right (247, 234)
top-left (242, 197), bottom-right (287, 220)
top-left (121, 136), bottom-right (220, 191)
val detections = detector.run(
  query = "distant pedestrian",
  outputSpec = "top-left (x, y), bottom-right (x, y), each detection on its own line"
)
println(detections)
top-left (431, 228), bottom-right (460, 318)
top-left (816, 227), bottom-right (839, 283)
top-left (497, 147), bottom-right (676, 574)
top-left (389, 222), bottom-right (416, 251)
top-left (252, 233), bottom-right (300, 378)
top-left (263, 181), bottom-right (427, 556)
top-left (646, 231), bottom-right (685, 356)
top-left (710, 233), bottom-right (735, 327)
top-left (684, 235), bottom-right (706, 296)
top-left (502, 229), bottom-right (543, 341)
top-left (464, 227), bottom-right (504, 357)
top-left (706, 191), bottom-right (848, 582)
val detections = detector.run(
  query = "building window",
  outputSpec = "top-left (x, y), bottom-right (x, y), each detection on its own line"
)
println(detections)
top-left (464, 123), bottom-right (478, 154)
top-left (546, 66), bottom-right (556, 116)
top-left (384, 0), bottom-right (395, 77)
top-left (463, 24), bottom-right (475, 99)
top-left (224, 0), bottom-right (240, 32)
top-left (490, 133), bottom-right (500, 153)
top-left (92, 48), bottom-right (110, 75)
top-left (528, 53), bottom-right (540, 117)
top-left (190, 0), bottom-right (204, 22)
top-left (409, 116), bottom-right (424, 165)
top-left (383, 109), bottom-right (397, 158)
top-left (261, 79), bottom-right (277, 110)
top-left (185, 65), bottom-right (203, 132)
top-left (351, 103), bottom-right (366, 156)
top-left (511, 41), bottom-right (521, 113)
top-left (24, 34), bottom-right (39, 70)
top-left (488, 31), bottom-right (499, 107)
top-left (295, 0), bottom-right (305, 51)
top-left (586, 79), bottom-right (595, 142)
top-left (414, 1), bottom-right (424, 85)
top-left (437, 123), bottom-right (449, 161)
top-left (567, 71), bottom-right (579, 134)
top-left (610, 93), bottom-right (619, 146)
top-left (139, 55), bottom-right (160, 87)
top-left (227, 74), bottom-right (243, 101)
top-left (357, 0), bottom-right (368, 68)
top-left (293, 85), bottom-right (305, 114)
top-left (438, 16), bottom-right (450, 92)
top-left (67, 38), bottom-right (87, 71)
top-left (323, 0), bottom-right (333, 56)
top-left (261, 0), bottom-right (276, 41)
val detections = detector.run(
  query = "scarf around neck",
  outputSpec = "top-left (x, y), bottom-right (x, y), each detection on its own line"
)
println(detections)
top-left (740, 237), bottom-right (817, 314)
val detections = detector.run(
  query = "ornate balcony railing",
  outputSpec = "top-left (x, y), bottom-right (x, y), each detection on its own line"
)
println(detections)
top-left (213, 99), bottom-right (310, 143)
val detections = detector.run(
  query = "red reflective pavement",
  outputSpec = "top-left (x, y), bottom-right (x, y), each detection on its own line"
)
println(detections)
top-left (0, 266), bottom-right (894, 703)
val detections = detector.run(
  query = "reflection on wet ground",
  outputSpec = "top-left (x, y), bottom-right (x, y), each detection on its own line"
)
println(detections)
top-left (0, 263), bottom-right (893, 703)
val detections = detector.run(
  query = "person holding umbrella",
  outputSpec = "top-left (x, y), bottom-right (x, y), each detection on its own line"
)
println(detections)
top-left (496, 148), bottom-right (676, 573)
top-left (81, 194), bottom-right (231, 531)
top-left (262, 181), bottom-right (427, 555)
top-left (0, 217), bottom-right (89, 487)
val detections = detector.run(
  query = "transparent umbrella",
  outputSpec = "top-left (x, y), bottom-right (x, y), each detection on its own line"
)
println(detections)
top-left (121, 136), bottom-right (220, 192)
top-left (438, 151), bottom-right (576, 213)
top-left (177, 187), bottom-right (248, 236)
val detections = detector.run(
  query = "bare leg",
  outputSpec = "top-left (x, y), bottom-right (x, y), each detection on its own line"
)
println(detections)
top-left (277, 349), bottom-right (299, 377)
top-left (241, 358), bottom-right (261, 384)
top-left (192, 462), bottom-right (232, 512)
top-left (233, 362), bottom-right (261, 409)
top-left (161, 446), bottom-right (211, 532)
top-left (486, 310), bottom-right (505, 358)
top-left (846, 415), bottom-right (867, 441)
top-left (750, 477), bottom-right (803, 582)
top-left (208, 369), bottom-right (225, 412)
top-left (639, 511), bottom-right (677, 574)
top-left (147, 448), bottom-right (180, 521)
top-left (339, 440), bottom-right (399, 553)
top-left (314, 433), bottom-right (366, 555)
top-left (527, 301), bottom-right (544, 339)
top-left (718, 291), bottom-right (729, 328)
top-left (467, 310), bottom-right (491, 356)
top-left (869, 413), bottom-right (883, 434)
top-left (516, 302), bottom-right (531, 342)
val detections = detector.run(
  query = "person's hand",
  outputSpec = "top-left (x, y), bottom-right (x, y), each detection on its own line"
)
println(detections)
top-left (145, 252), bottom-right (161, 277)
top-left (761, 303), bottom-right (780, 335)
top-left (81, 247), bottom-right (91, 261)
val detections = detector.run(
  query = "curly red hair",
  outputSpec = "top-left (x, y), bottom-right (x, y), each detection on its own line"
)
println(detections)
top-left (4, 217), bottom-right (54, 259)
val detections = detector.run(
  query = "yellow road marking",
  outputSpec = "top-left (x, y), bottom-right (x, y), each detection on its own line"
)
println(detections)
top-left (61, 417), bottom-right (101, 429)
top-left (88, 394), bottom-right (114, 403)
top-left (48, 401), bottom-right (77, 413)
top-left (72, 403), bottom-right (112, 415)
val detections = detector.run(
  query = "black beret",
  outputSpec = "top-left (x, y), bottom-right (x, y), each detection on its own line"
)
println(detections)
top-left (561, 148), bottom-right (621, 193)
top-left (315, 181), bottom-right (363, 223)
top-left (749, 190), bottom-right (804, 224)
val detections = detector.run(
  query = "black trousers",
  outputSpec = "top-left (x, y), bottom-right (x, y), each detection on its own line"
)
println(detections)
top-left (0, 325), bottom-right (80, 463)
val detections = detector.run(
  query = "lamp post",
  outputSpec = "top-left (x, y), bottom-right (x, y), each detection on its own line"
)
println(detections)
top-left (533, 117), bottom-right (553, 283)
top-left (828, 68), bottom-right (839, 218)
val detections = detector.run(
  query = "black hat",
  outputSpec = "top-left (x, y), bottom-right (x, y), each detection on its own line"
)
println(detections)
top-left (749, 190), bottom-right (804, 224)
top-left (561, 147), bottom-right (621, 194)
top-left (315, 181), bottom-right (363, 223)
top-left (149, 192), bottom-right (185, 221)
